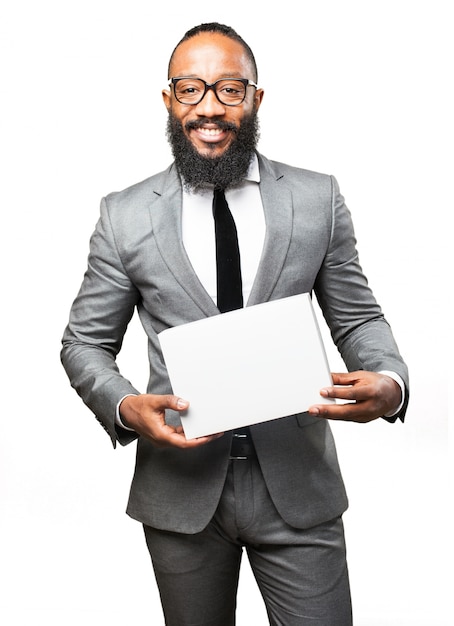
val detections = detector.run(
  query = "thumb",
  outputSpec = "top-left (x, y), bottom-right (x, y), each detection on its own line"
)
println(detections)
top-left (164, 395), bottom-right (189, 411)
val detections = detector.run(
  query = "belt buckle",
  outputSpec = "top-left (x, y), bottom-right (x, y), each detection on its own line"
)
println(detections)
top-left (229, 431), bottom-right (251, 460)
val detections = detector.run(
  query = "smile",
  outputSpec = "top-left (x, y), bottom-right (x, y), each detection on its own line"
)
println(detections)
top-left (190, 124), bottom-right (233, 145)
top-left (198, 127), bottom-right (224, 137)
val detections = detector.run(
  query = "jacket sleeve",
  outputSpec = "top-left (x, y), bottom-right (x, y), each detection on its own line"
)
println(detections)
top-left (61, 197), bottom-right (141, 446)
top-left (314, 176), bottom-right (409, 422)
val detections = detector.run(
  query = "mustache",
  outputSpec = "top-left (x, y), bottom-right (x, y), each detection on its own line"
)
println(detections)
top-left (184, 118), bottom-right (238, 133)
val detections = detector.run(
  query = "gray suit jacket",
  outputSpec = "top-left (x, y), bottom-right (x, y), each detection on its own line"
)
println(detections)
top-left (61, 153), bottom-right (409, 533)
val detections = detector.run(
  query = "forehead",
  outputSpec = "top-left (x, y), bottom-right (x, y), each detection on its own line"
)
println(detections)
top-left (170, 33), bottom-right (254, 80)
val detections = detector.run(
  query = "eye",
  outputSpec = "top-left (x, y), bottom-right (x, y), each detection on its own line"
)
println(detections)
top-left (178, 83), bottom-right (201, 93)
top-left (216, 80), bottom-right (246, 103)
top-left (219, 82), bottom-right (242, 95)
top-left (174, 80), bottom-right (205, 100)
top-left (222, 86), bottom-right (241, 95)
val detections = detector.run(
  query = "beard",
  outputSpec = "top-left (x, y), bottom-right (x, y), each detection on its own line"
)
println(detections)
top-left (166, 110), bottom-right (260, 191)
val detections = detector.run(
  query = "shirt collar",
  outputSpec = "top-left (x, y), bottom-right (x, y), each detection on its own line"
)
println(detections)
top-left (245, 152), bottom-right (260, 183)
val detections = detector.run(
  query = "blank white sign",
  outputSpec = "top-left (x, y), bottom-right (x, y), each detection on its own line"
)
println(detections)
top-left (158, 293), bottom-right (334, 439)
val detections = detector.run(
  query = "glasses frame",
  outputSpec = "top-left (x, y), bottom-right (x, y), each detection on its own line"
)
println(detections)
top-left (170, 77), bottom-right (258, 106)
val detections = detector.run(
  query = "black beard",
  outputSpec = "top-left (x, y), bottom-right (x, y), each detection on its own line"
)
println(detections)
top-left (166, 111), bottom-right (260, 191)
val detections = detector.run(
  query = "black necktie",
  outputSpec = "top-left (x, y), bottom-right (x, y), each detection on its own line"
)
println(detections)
top-left (213, 188), bottom-right (250, 444)
top-left (212, 188), bottom-right (244, 313)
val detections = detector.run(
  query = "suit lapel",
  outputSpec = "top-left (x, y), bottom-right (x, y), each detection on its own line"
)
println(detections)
top-left (149, 166), bottom-right (219, 318)
top-left (149, 157), bottom-right (293, 314)
top-left (247, 156), bottom-right (293, 306)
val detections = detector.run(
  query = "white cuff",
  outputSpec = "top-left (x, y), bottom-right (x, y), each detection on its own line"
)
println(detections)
top-left (115, 394), bottom-right (138, 432)
top-left (379, 371), bottom-right (405, 417)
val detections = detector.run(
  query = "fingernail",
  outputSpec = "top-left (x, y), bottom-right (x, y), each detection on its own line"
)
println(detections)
top-left (177, 398), bottom-right (188, 409)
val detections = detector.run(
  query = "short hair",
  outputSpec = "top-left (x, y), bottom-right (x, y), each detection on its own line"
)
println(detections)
top-left (168, 22), bottom-right (258, 82)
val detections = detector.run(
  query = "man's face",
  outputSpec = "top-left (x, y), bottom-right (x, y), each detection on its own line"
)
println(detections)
top-left (162, 32), bottom-right (264, 160)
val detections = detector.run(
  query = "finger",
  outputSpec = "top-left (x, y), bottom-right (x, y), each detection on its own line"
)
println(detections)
top-left (320, 372), bottom-right (375, 402)
top-left (330, 371), bottom-right (365, 385)
top-left (148, 422), bottom-right (224, 449)
top-left (178, 432), bottom-right (225, 447)
top-left (319, 385), bottom-right (356, 401)
top-left (161, 430), bottom-right (224, 449)
top-left (321, 384), bottom-right (376, 403)
top-left (147, 425), bottom-right (189, 448)
top-left (308, 402), bottom-right (377, 422)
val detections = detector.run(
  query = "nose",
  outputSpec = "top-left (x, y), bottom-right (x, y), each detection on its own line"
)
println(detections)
top-left (194, 87), bottom-right (226, 117)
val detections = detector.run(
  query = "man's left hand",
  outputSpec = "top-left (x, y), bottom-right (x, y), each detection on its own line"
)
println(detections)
top-left (308, 371), bottom-right (402, 423)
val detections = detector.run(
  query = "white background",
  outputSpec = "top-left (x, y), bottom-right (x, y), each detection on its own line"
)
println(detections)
top-left (1, 1), bottom-right (451, 624)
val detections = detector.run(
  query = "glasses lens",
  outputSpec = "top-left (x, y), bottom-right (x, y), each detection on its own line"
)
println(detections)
top-left (215, 80), bottom-right (246, 105)
top-left (173, 79), bottom-right (247, 105)
top-left (173, 79), bottom-right (206, 104)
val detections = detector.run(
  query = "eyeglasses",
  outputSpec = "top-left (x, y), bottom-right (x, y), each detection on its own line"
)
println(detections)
top-left (170, 77), bottom-right (258, 106)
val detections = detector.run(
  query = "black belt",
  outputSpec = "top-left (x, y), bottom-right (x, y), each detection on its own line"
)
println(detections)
top-left (229, 427), bottom-right (256, 460)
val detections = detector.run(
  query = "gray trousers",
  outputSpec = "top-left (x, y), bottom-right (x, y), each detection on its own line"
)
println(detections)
top-left (144, 455), bottom-right (352, 625)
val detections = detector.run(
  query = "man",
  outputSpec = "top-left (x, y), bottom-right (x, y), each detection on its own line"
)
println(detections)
top-left (61, 22), bottom-right (409, 625)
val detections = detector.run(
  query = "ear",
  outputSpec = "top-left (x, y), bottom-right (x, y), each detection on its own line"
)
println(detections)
top-left (254, 88), bottom-right (264, 111)
top-left (162, 89), bottom-right (171, 111)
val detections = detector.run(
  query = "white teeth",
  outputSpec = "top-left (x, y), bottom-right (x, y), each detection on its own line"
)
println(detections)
top-left (199, 128), bottom-right (223, 136)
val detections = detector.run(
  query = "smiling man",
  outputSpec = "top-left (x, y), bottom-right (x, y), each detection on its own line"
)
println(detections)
top-left (164, 29), bottom-right (264, 189)
top-left (62, 22), bottom-right (409, 626)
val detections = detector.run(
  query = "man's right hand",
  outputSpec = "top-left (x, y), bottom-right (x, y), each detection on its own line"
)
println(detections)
top-left (119, 394), bottom-right (223, 448)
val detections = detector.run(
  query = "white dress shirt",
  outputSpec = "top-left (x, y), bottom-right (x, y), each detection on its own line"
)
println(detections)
top-left (181, 154), bottom-right (265, 306)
